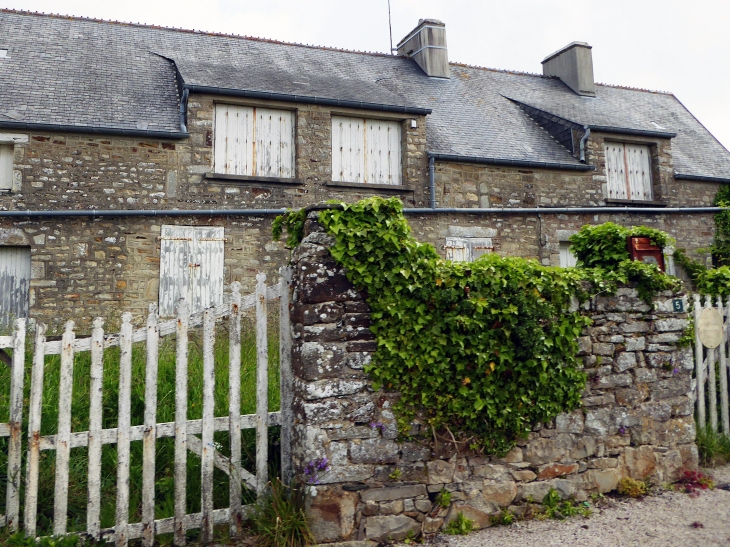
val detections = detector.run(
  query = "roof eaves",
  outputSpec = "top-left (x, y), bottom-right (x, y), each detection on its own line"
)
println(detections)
top-left (674, 173), bottom-right (730, 184)
top-left (183, 84), bottom-right (432, 116)
top-left (0, 120), bottom-right (188, 139)
top-left (589, 125), bottom-right (676, 139)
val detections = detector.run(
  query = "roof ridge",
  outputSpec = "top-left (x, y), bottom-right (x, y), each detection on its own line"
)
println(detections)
top-left (594, 81), bottom-right (673, 95)
top-left (449, 62), bottom-right (546, 78)
top-left (0, 8), bottom-right (398, 59)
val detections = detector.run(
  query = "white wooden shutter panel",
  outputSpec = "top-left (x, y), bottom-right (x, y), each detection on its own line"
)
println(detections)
top-left (255, 108), bottom-right (295, 178)
top-left (559, 242), bottom-right (578, 267)
top-left (366, 119), bottom-right (401, 185)
top-left (332, 116), bottom-right (364, 183)
top-left (0, 144), bottom-right (13, 190)
top-left (604, 143), bottom-right (627, 199)
top-left (214, 104), bottom-right (254, 176)
top-left (0, 246), bottom-right (30, 326)
top-left (625, 144), bottom-right (652, 200)
top-left (445, 237), bottom-right (470, 262)
top-left (159, 226), bottom-right (225, 316)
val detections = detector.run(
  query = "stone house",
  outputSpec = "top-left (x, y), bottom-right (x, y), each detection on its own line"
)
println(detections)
top-left (1, 10), bottom-right (729, 330)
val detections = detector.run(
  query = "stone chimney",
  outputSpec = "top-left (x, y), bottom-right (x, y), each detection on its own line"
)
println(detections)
top-left (542, 42), bottom-right (595, 96)
top-left (396, 19), bottom-right (449, 79)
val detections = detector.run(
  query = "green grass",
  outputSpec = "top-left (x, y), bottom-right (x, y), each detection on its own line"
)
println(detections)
top-left (0, 316), bottom-right (281, 543)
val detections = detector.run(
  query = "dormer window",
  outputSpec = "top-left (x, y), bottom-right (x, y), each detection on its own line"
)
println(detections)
top-left (331, 116), bottom-right (402, 185)
top-left (604, 142), bottom-right (653, 201)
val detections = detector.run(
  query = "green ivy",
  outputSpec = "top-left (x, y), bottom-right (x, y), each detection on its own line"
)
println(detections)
top-left (272, 208), bottom-right (308, 249)
top-left (274, 198), bottom-right (681, 453)
top-left (712, 185), bottom-right (730, 266)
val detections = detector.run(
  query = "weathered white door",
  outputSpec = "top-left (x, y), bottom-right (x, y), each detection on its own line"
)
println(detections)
top-left (0, 246), bottom-right (30, 326)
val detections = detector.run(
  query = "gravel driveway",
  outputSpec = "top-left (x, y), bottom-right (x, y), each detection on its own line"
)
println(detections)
top-left (429, 465), bottom-right (730, 547)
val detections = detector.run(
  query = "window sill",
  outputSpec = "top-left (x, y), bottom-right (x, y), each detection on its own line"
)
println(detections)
top-left (204, 173), bottom-right (302, 185)
top-left (604, 199), bottom-right (668, 207)
top-left (325, 181), bottom-right (415, 193)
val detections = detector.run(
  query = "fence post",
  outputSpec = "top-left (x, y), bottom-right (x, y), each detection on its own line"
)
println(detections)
top-left (721, 296), bottom-right (730, 434)
top-left (116, 312), bottom-right (133, 547)
top-left (24, 322), bottom-right (46, 537)
top-left (174, 299), bottom-right (189, 546)
top-left (705, 296), bottom-right (718, 432)
top-left (142, 304), bottom-right (159, 546)
top-left (200, 308), bottom-right (216, 544)
top-left (694, 293), bottom-right (705, 429)
top-left (87, 318), bottom-right (105, 541)
top-left (279, 266), bottom-right (293, 485)
top-left (6, 317), bottom-right (26, 531)
top-left (228, 282), bottom-right (243, 536)
top-left (255, 273), bottom-right (269, 495)
top-left (53, 320), bottom-right (75, 535)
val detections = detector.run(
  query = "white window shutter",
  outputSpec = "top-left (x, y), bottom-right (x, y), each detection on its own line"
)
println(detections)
top-left (214, 104), bottom-right (254, 176)
top-left (625, 144), bottom-right (653, 200)
top-left (366, 119), bottom-right (401, 185)
top-left (559, 241), bottom-right (578, 267)
top-left (445, 237), bottom-right (471, 262)
top-left (256, 108), bottom-right (295, 178)
top-left (159, 226), bottom-right (225, 316)
top-left (332, 116), bottom-right (364, 183)
top-left (0, 144), bottom-right (13, 191)
top-left (604, 142), bottom-right (627, 199)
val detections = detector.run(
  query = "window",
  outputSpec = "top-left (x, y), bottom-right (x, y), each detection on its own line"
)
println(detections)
top-left (0, 246), bottom-right (30, 326)
top-left (604, 142), bottom-right (653, 201)
top-left (445, 237), bottom-right (493, 262)
top-left (558, 241), bottom-right (578, 268)
top-left (158, 226), bottom-right (225, 316)
top-left (214, 104), bottom-right (294, 178)
top-left (0, 144), bottom-right (13, 191)
top-left (332, 116), bottom-right (402, 185)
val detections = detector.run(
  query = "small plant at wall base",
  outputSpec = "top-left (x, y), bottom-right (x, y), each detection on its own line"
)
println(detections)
top-left (443, 512), bottom-right (474, 535)
top-left (274, 198), bottom-right (682, 454)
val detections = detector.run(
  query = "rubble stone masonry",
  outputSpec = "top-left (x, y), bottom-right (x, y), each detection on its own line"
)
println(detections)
top-left (290, 214), bottom-right (697, 543)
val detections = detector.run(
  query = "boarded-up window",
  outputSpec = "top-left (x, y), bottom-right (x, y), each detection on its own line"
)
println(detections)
top-left (332, 116), bottom-right (401, 185)
top-left (158, 226), bottom-right (225, 316)
top-left (214, 104), bottom-right (294, 178)
top-left (0, 144), bottom-right (13, 191)
top-left (604, 143), bottom-right (653, 201)
top-left (0, 246), bottom-right (30, 326)
top-left (559, 241), bottom-right (578, 268)
top-left (445, 237), bottom-right (494, 262)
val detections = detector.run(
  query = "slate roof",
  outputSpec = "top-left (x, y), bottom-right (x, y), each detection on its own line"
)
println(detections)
top-left (1, 10), bottom-right (729, 179)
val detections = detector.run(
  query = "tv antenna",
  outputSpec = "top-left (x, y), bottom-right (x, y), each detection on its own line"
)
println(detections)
top-left (388, 0), bottom-right (394, 53)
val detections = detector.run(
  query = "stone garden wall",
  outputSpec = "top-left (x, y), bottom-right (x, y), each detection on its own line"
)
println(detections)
top-left (289, 213), bottom-right (698, 544)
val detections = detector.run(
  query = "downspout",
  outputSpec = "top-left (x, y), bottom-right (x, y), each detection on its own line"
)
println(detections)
top-left (179, 88), bottom-right (189, 133)
top-left (429, 155), bottom-right (436, 209)
top-left (579, 126), bottom-right (591, 163)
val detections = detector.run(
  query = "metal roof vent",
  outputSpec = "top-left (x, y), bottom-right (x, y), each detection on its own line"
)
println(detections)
top-left (542, 42), bottom-right (595, 97)
top-left (0, 50), bottom-right (8, 59)
top-left (396, 19), bottom-right (450, 79)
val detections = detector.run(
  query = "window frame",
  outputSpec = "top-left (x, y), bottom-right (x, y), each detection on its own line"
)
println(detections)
top-left (331, 115), bottom-right (403, 186)
top-left (603, 141), bottom-right (654, 202)
top-left (213, 103), bottom-right (296, 180)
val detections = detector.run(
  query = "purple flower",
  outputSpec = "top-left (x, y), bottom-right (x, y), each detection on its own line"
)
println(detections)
top-left (618, 426), bottom-right (627, 435)
top-left (673, 367), bottom-right (679, 375)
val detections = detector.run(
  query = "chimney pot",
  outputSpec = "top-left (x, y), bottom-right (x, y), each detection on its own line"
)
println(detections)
top-left (542, 42), bottom-right (595, 96)
top-left (396, 19), bottom-right (449, 79)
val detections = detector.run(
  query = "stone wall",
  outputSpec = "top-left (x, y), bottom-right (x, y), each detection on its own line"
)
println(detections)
top-left (290, 213), bottom-right (698, 544)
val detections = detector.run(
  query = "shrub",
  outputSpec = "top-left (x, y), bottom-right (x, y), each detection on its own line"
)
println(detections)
top-left (675, 468), bottom-right (715, 497)
top-left (696, 424), bottom-right (730, 466)
top-left (617, 477), bottom-right (648, 498)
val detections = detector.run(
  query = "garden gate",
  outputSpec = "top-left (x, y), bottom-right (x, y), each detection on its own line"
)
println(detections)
top-left (0, 268), bottom-right (293, 546)
top-left (692, 293), bottom-right (730, 435)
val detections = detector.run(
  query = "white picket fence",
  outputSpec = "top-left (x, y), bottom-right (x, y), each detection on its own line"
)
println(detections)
top-left (0, 269), bottom-right (293, 545)
top-left (693, 293), bottom-right (730, 434)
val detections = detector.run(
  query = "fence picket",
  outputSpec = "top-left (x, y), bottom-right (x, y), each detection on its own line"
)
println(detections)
top-left (174, 299), bottom-right (189, 546)
top-left (142, 304), bottom-right (159, 546)
top-left (228, 282), bottom-right (243, 536)
top-left (704, 295), bottom-right (719, 432)
top-left (255, 273), bottom-right (269, 494)
top-left (718, 296), bottom-right (729, 434)
top-left (53, 320), bottom-right (75, 535)
top-left (24, 322), bottom-right (46, 536)
top-left (279, 267), bottom-right (293, 485)
top-left (200, 309), bottom-right (216, 543)
top-left (6, 318), bottom-right (26, 531)
top-left (115, 313), bottom-right (133, 547)
top-left (694, 294), bottom-right (705, 429)
top-left (87, 318), bottom-right (105, 540)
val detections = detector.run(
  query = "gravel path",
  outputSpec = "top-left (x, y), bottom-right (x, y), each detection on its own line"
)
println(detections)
top-left (429, 465), bottom-right (730, 547)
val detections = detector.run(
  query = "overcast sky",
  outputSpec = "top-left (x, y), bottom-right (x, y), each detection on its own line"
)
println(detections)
top-left (5, 0), bottom-right (730, 149)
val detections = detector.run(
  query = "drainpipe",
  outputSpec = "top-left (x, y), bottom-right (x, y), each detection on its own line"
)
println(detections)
top-left (579, 126), bottom-right (591, 163)
top-left (429, 155), bottom-right (436, 209)
top-left (179, 88), bottom-right (189, 133)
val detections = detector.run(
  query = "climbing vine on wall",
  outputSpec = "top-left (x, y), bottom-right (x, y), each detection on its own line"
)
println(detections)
top-left (274, 198), bottom-right (681, 453)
